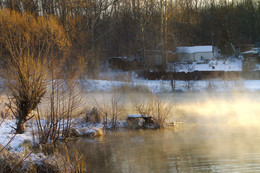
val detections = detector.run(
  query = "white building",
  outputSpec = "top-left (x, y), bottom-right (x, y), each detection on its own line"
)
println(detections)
top-left (176, 46), bottom-right (214, 62)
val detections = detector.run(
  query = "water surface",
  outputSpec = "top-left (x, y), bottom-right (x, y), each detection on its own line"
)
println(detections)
top-left (72, 92), bottom-right (260, 173)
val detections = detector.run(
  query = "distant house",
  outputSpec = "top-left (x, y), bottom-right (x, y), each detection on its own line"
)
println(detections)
top-left (239, 48), bottom-right (260, 71)
top-left (176, 46), bottom-right (214, 62)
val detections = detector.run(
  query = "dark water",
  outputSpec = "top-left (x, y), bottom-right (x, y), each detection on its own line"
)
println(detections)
top-left (72, 92), bottom-right (260, 173)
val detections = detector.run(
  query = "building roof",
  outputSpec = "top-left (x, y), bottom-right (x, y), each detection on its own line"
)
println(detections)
top-left (176, 46), bottom-right (213, 54)
top-left (239, 48), bottom-right (260, 58)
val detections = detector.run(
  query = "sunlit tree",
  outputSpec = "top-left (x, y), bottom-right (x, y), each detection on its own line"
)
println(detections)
top-left (0, 8), bottom-right (70, 133)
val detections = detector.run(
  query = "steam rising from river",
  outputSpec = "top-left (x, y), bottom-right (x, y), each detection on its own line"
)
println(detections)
top-left (73, 92), bottom-right (260, 172)
top-left (174, 93), bottom-right (260, 126)
top-left (88, 92), bottom-right (260, 126)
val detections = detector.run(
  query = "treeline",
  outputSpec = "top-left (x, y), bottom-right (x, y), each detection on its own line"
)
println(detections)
top-left (0, 0), bottom-right (259, 74)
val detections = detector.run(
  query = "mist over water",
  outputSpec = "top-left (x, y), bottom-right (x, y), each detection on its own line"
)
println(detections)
top-left (174, 92), bottom-right (260, 126)
top-left (87, 91), bottom-right (260, 126)
top-left (74, 92), bottom-right (260, 173)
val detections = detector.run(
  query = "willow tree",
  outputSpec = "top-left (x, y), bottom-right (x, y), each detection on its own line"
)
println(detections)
top-left (0, 8), bottom-right (70, 133)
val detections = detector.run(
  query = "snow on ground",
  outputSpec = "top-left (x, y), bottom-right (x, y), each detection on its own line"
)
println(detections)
top-left (168, 58), bottom-right (243, 72)
top-left (81, 79), bottom-right (126, 92)
top-left (83, 57), bottom-right (260, 93)
top-left (0, 117), bottom-right (127, 151)
top-left (0, 120), bottom-right (33, 151)
top-left (81, 78), bottom-right (260, 93)
top-left (244, 80), bottom-right (260, 91)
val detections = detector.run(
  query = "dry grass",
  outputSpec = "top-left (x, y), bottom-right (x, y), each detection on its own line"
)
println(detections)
top-left (0, 143), bottom-right (85, 173)
top-left (58, 145), bottom-right (86, 173)
top-left (0, 150), bottom-right (37, 173)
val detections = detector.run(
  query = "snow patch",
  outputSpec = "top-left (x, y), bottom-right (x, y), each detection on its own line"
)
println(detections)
top-left (176, 46), bottom-right (213, 53)
top-left (0, 120), bottom-right (33, 151)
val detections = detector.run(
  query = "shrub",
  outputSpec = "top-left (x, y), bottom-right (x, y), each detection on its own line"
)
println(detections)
top-left (95, 91), bottom-right (124, 128)
top-left (131, 94), bottom-right (171, 128)
top-left (85, 107), bottom-right (102, 124)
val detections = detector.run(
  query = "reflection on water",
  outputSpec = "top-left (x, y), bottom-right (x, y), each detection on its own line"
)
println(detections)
top-left (72, 92), bottom-right (260, 173)
top-left (71, 125), bottom-right (260, 173)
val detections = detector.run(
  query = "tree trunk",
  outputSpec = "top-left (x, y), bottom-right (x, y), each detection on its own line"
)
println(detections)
top-left (170, 73), bottom-right (175, 92)
top-left (16, 119), bottom-right (25, 134)
top-left (16, 109), bottom-right (30, 134)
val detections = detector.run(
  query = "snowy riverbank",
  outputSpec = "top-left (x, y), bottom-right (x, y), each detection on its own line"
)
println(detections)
top-left (0, 117), bottom-right (129, 152)
top-left (81, 78), bottom-right (260, 93)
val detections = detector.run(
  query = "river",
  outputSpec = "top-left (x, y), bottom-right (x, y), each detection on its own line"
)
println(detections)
top-left (70, 92), bottom-right (260, 173)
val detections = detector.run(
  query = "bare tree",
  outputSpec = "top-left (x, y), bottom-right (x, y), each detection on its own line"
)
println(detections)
top-left (96, 90), bottom-right (124, 129)
top-left (4, 55), bottom-right (47, 134)
top-left (0, 8), bottom-right (70, 133)
top-left (34, 77), bottom-right (85, 144)
top-left (35, 53), bottom-right (86, 143)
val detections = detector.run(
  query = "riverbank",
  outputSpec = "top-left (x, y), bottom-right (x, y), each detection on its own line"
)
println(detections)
top-left (0, 117), bottom-right (109, 172)
top-left (0, 115), bottom-right (180, 172)
top-left (81, 73), bottom-right (260, 93)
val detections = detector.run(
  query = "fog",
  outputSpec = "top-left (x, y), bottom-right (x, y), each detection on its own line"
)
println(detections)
top-left (174, 92), bottom-right (260, 125)
top-left (85, 91), bottom-right (260, 126)
top-left (72, 90), bottom-right (260, 172)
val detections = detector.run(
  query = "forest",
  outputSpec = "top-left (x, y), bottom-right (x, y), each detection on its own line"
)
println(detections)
top-left (0, 0), bottom-right (259, 76)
